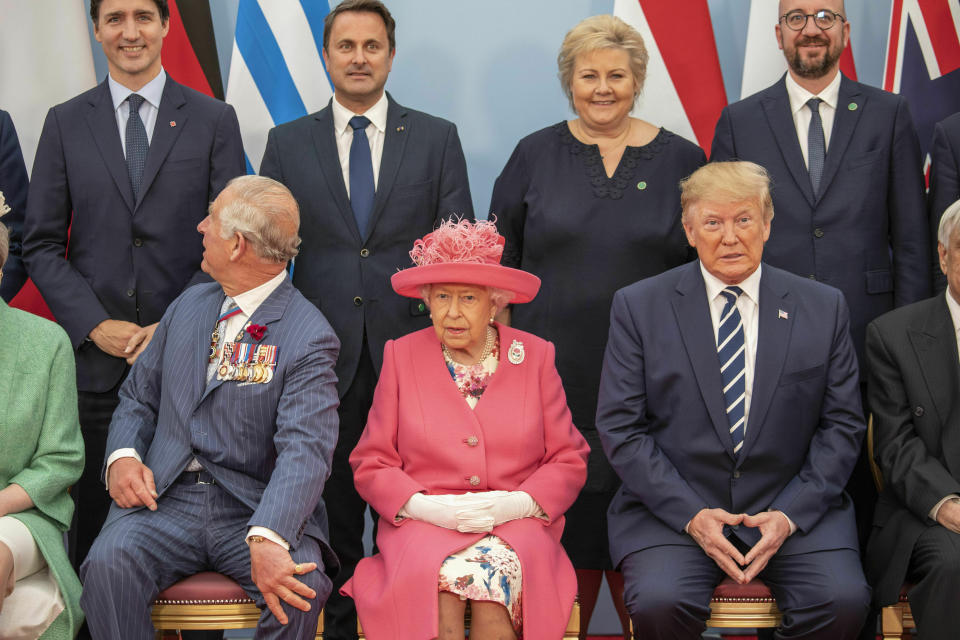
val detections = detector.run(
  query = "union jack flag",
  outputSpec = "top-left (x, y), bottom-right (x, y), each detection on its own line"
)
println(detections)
top-left (884, 0), bottom-right (960, 169)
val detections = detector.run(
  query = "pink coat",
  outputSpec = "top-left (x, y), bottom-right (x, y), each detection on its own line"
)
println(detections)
top-left (341, 324), bottom-right (589, 639)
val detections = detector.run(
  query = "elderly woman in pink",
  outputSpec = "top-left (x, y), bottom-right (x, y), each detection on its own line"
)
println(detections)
top-left (342, 219), bottom-right (588, 640)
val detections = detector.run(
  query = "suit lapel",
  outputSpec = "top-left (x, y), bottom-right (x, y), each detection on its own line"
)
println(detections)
top-left (739, 269), bottom-right (794, 463)
top-left (85, 80), bottom-right (135, 212)
top-left (818, 75), bottom-right (864, 202)
top-left (672, 264), bottom-right (736, 461)
top-left (366, 96), bottom-right (409, 240)
top-left (761, 77), bottom-right (816, 208)
top-left (198, 279), bottom-right (295, 404)
top-left (310, 103), bottom-right (361, 243)
top-left (910, 297), bottom-right (960, 477)
top-left (137, 78), bottom-right (188, 212)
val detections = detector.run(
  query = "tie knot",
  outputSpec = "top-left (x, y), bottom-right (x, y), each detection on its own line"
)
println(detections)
top-left (128, 93), bottom-right (145, 110)
top-left (720, 286), bottom-right (743, 303)
top-left (349, 115), bottom-right (371, 131)
top-left (806, 97), bottom-right (822, 113)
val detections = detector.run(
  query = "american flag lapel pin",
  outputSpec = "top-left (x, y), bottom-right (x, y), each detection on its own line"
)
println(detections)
top-left (778, 309), bottom-right (789, 320)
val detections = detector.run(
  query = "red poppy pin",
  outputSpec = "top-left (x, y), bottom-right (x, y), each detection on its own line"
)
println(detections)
top-left (246, 324), bottom-right (267, 341)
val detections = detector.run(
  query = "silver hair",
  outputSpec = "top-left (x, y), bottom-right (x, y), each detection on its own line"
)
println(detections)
top-left (938, 199), bottom-right (960, 247)
top-left (418, 284), bottom-right (512, 312)
top-left (217, 175), bottom-right (301, 263)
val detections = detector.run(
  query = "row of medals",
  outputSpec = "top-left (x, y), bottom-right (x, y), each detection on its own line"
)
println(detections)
top-left (211, 326), bottom-right (277, 383)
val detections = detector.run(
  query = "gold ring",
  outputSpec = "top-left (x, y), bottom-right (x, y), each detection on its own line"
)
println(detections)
top-left (294, 563), bottom-right (303, 574)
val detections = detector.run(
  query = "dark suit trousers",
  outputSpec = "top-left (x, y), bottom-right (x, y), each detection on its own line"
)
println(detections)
top-left (80, 475), bottom-right (331, 639)
top-left (324, 339), bottom-right (377, 640)
top-left (905, 525), bottom-right (960, 638)
top-left (621, 543), bottom-right (870, 640)
top-left (72, 381), bottom-right (123, 569)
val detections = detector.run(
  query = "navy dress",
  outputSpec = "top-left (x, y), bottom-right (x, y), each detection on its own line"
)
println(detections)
top-left (490, 121), bottom-right (705, 568)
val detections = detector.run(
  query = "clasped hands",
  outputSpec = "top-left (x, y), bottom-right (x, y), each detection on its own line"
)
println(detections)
top-left (89, 319), bottom-right (158, 364)
top-left (687, 508), bottom-right (792, 584)
top-left (402, 491), bottom-right (540, 533)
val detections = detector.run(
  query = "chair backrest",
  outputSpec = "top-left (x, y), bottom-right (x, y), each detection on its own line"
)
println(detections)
top-left (867, 414), bottom-right (884, 492)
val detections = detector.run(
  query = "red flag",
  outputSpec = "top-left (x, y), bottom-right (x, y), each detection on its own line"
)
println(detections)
top-left (615, 0), bottom-right (727, 151)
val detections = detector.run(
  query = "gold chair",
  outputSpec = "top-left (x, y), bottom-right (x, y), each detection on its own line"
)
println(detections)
top-left (867, 415), bottom-right (917, 640)
top-left (356, 599), bottom-right (580, 639)
top-left (706, 576), bottom-right (782, 629)
top-left (151, 571), bottom-right (324, 639)
top-left (628, 577), bottom-right (781, 636)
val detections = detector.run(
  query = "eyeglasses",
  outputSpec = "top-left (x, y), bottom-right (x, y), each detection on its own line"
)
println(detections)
top-left (780, 9), bottom-right (845, 31)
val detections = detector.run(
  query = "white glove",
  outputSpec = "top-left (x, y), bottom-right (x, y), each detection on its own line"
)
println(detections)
top-left (454, 491), bottom-right (543, 533)
top-left (399, 493), bottom-right (492, 529)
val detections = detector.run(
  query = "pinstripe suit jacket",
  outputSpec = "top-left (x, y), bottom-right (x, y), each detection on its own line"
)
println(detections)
top-left (103, 278), bottom-right (340, 567)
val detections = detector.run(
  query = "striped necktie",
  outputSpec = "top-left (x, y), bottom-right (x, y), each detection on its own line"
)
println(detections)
top-left (717, 286), bottom-right (746, 456)
top-left (208, 299), bottom-right (241, 365)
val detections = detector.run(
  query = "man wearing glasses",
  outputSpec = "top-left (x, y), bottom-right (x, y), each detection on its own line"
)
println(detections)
top-left (711, 0), bottom-right (929, 555)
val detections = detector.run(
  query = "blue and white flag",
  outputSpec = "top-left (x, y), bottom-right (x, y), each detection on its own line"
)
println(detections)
top-left (226, 0), bottom-right (333, 173)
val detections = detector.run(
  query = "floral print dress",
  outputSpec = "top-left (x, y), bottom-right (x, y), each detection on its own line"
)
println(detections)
top-left (436, 335), bottom-right (525, 634)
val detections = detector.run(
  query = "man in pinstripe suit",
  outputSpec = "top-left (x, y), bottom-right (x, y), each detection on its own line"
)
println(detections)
top-left (79, 176), bottom-right (340, 639)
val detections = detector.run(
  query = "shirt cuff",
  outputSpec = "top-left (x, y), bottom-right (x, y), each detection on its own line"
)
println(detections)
top-left (930, 494), bottom-right (959, 521)
top-left (104, 449), bottom-right (142, 490)
top-left (246, 526), bottom-right (290, 550)
top-left (773, 509), bottom-right (797, 535)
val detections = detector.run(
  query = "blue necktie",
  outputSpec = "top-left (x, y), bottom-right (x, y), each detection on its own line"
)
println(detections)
top-left (348, 115), bottom-right (375, 236)
top-left (125, 93), bottom-right (149, 200)
top-left (807, 98), bottom-right (825, 197)
top-left (717, 286), bottom-right (746, 456)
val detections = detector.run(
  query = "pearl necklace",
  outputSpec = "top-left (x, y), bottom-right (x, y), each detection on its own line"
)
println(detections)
top-left (442, 325), bottom-right (495, 366)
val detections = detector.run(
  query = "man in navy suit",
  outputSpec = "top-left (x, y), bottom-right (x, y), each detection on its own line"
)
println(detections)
top-left (710, 0), bottom-right (929, 550)
top-left (259, 1), bottom-right (473, 635)
top-left (0, 109), bottom-right (28, 302)
top-left (597, 161), bottom-right (869, 639)
top-left (929, 112), bottom-right (960, 292)
top-left (80, 175), bottom-right (339, 639)
top-left (22, 0), bottom-right (244, 572)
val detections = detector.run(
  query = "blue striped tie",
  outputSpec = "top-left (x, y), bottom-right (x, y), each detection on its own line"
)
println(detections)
top-left (349, 115), bottom-right (375, 237)
top-left (807, 97), bottom-right (825, 197)
top-left (125, 93), bottom-right (149, 199)
top-left (717, 286), bottom-right (746, 456)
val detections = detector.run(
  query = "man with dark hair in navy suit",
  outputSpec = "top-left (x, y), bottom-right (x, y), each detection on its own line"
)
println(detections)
top-left (22, 0), bottom-right (243, 576)
top-left (80, 175), bottom-right (340, 640)
top-left (597, 161), bottom-right (870, 640)
top-left (260, 1), bottom-right (473, 636)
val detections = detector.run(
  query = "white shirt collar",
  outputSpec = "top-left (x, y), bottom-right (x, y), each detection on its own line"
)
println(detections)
top-left (229, 270), bottom-right (288, 318)
top-left (331, 91), bottom-right (388, 135)
top-left (108, 68), bottom-right (166, 113)
top-left (785, 70), bottom-right (841, 116)
top-left (700, 262), bottom-right (763, 306)
top-left (946, 289), bottom-right (960, 336)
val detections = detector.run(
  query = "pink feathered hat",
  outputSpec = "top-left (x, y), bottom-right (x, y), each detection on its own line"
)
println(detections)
top-left (391, 219), bottom-right (541, 303)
